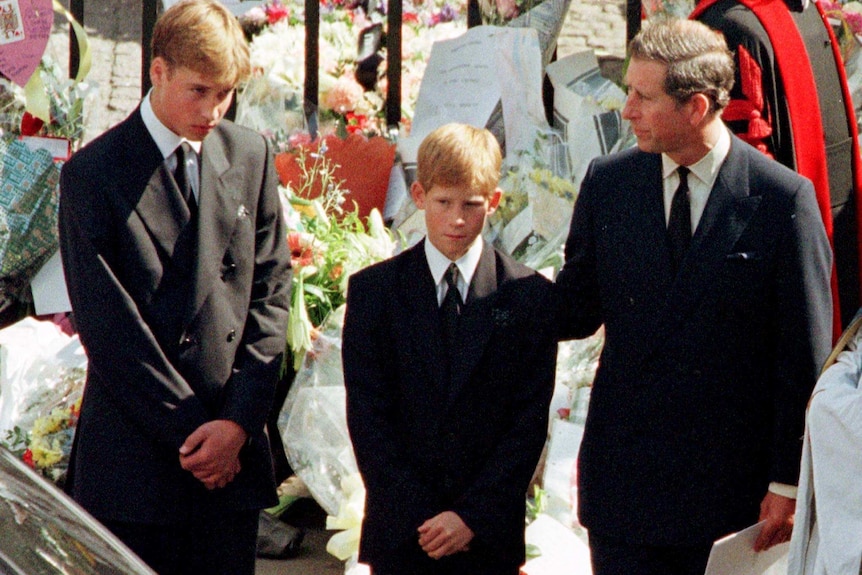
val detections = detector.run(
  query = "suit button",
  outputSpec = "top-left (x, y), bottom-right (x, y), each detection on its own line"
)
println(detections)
top-left (227, 330), bottom-right (237, 342)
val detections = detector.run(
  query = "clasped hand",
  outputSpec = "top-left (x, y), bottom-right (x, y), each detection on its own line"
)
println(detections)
top-left (179, 420), bottom-right (247, 490)
top-left (418, 511), bottom-right (474, 560)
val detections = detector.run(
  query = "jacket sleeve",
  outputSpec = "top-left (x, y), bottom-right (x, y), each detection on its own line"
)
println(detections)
top-left (216, 137), bottom-right (292, 437)
top-left (770, 176), bottom-right (833, 484)
top-left (554, 158), bottom-right (605, 341)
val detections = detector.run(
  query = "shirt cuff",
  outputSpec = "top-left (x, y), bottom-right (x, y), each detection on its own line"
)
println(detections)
top-left (768, 481), bottom-right (797, 499)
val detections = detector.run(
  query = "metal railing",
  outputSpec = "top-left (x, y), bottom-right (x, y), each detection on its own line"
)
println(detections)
top-left (65, 0), bottom-right (636, 130)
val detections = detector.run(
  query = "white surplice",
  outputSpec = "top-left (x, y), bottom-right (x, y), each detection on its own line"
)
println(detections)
top-left (788, 313), bottom-right (862, 575)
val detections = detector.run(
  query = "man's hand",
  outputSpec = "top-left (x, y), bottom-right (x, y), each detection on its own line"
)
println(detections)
top-left (753, 491), bottom-right (795, 551)
top-left (417, 511), bottom-right (474, 560)
top-left (179, 420), bottom-right (247, 490)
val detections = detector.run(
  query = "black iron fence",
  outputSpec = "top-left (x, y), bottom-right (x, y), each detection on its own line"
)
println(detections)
top-left (64, 1), bottom-right (640, 130)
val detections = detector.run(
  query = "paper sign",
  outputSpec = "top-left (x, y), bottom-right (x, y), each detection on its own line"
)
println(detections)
top-left (705, 522), bottom-right (789, 575)
top-left (30, 250), bottom-right (71, 315)
top-left (0, 0), bottom-right (51, 86)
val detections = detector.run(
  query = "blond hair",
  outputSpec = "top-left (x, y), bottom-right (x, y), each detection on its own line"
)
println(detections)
top-left (416, 123), bottom-right (502, 197)
top-left (152, 0), bottom-right (250, 86)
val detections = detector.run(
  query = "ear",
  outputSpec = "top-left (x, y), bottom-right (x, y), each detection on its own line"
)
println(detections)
top-left (150, 56), bottom-right (169, 88)
top-left (410, 181), bottom-right (426, 209)
top-left (688, 93), bottom-right (712, 126)
top-left (486, 188), bottom-right (502, 214)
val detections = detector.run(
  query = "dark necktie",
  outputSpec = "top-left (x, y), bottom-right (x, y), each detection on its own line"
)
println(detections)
top-left (174, 142), bottom-right (196, 213)
top-left (667, 166), bottom-right (691, 273)
top-left (440, 263), bottom-right (463, 352)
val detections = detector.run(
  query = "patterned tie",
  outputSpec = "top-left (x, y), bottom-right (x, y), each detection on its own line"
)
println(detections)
top-left (667, 166), bottom-right (691, 274)
top-left (440, 263), bottom-right (463, 352)
top-left (174, 142), bottom-right (196, 214)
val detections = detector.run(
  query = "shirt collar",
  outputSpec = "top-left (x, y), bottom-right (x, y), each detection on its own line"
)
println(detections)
top-left (661, 124), bottom-right (731, 187)
top-left (424, 236), bottom-right (484, 289)
top-left (140, 91), bottom-right (203, 159)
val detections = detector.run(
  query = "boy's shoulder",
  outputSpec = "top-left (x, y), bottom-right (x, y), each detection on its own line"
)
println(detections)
top-left (348, 242), bottom-right (422, 287)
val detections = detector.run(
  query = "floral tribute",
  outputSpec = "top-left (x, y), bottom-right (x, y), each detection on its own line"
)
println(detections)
top-left (277, 141), bottom-right (399, 369)
top-left (237, 0), bottom-right (466, 139)
top-left (0, 365), bottom-right (86, 487)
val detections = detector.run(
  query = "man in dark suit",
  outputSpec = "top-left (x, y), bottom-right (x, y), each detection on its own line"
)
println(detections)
top-left (342, 123), bottom-right (557, 575)
top-left (555, 18), bottom-right (832, 575)
top-left (58, 1), bottom-right (291, 574)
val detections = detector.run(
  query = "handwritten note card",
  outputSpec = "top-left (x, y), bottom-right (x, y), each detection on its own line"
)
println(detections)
top-left (0, 0), bottom-right (52, 87)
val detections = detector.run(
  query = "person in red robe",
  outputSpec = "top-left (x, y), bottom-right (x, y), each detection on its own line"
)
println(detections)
top-left (693, 0), bottom-right (862, 331)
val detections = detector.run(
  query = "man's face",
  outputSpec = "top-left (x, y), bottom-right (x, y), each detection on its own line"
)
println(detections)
top-left (149, 58), bottom-right (235, 141)
top-left (411, 182), bottom-right (501, 261)
top-left (622, 57), bottom-right (694, 158)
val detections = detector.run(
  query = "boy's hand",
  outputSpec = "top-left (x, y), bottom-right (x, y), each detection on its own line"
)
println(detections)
top-left (179, 420), bottom-right (247, 490)
top-left (418, 511), bottom-right (474, 559)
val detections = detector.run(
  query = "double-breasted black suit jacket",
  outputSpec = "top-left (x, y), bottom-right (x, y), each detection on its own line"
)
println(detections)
top-left (342, 240), bottom-right (557, 571)
top-left (58, 109), bottom-right (291, 523)
top-left (555, 134), bottom-right (833, 545)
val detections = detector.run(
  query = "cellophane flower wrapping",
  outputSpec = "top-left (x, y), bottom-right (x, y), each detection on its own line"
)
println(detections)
top-left (0, 317), bottom-right (87, 485)
top-left (278, 307), bottom-right (356, 518)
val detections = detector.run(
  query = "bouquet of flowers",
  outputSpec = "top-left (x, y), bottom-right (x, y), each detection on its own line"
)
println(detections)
top-left (277, 139), bottom-right (400, 368)
top-left (0, 318), bottom-right (88, 486)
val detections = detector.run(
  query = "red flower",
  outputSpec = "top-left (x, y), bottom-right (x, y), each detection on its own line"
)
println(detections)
top-left (265, 1), bottom-right (290, 24)
top-left (403, 11), bottom-right (420, 23)
top-left (22, 449), bottom-right (34, 468)
top-left (345, 112), bottom-right (369, 135)
top-left (288, 232), bottom-right (318, 268)
top-left (20, 112), bottom-right (45, 136)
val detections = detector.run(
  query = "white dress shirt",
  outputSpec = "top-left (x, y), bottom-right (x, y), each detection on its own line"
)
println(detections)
top-left (424, 237), bottom-right (483, 306)
top-left (661, 125), bottom-right (731, 232)
top-left (140, 91), bottom-right (202, 202)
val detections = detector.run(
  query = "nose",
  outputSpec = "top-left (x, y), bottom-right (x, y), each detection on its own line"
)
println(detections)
top-left (622, 95), bottom-right (636, 120)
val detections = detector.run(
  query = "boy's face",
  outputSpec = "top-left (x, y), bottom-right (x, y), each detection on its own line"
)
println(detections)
top-left (411, 181), bottom-right (501, 261)
top-left (149, 57), bottom-right (235, 142)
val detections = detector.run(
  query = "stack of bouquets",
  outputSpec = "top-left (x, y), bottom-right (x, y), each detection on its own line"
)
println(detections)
top-left (237, 0), bottom-right (466, 140)
top-left (0, 54), bottom-right (97, 323)
top-left (489, 130), bottom-right (578, 272)
top-left (0, 318), bottom-right (88, 486)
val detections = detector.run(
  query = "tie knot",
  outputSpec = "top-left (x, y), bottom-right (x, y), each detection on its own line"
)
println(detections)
top-left (677, 165), bottom-right (690, 182)
top-left (445, 263), bottom-right (459, 290)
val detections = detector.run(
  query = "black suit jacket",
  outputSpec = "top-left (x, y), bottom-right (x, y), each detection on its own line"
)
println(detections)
top-left (342, 241), bottom-right (556, 571)
top-left (555, 135), bottom-right (832, 545)
top-left (58, 109), bottom-right (291, 523)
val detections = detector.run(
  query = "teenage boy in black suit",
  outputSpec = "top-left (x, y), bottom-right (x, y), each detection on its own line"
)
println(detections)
top-left (343, 123), bottom-right (557, 575)
top-left (58, 1), bottom-right (291, 573)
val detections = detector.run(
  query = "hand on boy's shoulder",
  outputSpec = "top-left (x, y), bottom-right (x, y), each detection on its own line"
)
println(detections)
top-left (417, 511), bottom-right (474, 560)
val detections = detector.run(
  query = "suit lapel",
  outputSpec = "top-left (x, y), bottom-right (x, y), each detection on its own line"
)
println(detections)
top-left (123, 111), bottom-right (190, 258)
top-left (447, 242), bottom-right (497, 405)
top-left (400, 243), bottom-right (450, 403)
top-left (647, 137), bottom-right (762, 351)
top-left (186, 128), bottom-right (244, 326)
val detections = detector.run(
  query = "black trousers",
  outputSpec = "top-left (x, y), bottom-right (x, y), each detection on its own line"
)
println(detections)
top-left (589, 532), bottom-right (713, 575)
top-left (101, 508), bottom-right (259, 575)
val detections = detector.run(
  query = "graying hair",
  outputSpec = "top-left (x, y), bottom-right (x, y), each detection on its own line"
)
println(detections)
top-left (629, 17), bottom-right (734, 112)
